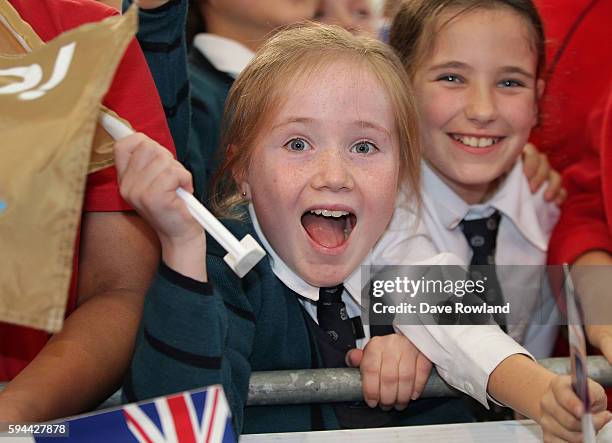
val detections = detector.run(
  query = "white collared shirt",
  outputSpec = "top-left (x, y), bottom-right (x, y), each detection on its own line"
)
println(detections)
top-left (248, 205), bottom-right (370, 348)
top-left (420, 159), bottom-right (557, 264)
top-left (420, 160), bottom-right (561, 357)
top-left (192, 33), bottom-right (254, 78)
top-left (367, 159), bottom-right (560, 407)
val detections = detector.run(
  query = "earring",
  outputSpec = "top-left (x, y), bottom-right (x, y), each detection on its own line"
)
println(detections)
top-left (241, 191), bottom-right (247, 198)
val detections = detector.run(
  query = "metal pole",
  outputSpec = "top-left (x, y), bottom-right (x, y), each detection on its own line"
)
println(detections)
top-left (0, 357), bottom-right (610, 408)
top-left (246, 356), bottom-right (612, 405)
top-left (247, 367), bottom-right (455, 405)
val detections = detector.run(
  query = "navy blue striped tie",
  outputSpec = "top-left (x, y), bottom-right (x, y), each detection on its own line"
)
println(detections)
top-left (317, 285), bottom-right (356, 352)
top-left (460, 211), bottom-right (507, 330)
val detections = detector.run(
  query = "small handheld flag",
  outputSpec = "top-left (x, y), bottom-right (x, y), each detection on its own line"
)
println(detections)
top-left (563, 263), bottom-right (597, 443)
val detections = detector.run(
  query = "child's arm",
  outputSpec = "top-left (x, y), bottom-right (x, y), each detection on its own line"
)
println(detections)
top-left (373, 213), bottom-right (532, 407)
top-left (123, 0), bottom-right (190, 163)
top-left (125, 258), bottom-right (252, 433)
top-left (488, 355), bottom-right (611, 442)
top-left (114, 135), bottom-right (254, 432)
top-left (487, 354), bottom-right (553, 420)
top-left (0, 212), bottom-right (160, 423)
top-left (398, 323), bottom-right (610, 440)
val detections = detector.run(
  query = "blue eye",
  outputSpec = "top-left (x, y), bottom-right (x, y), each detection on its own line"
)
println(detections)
top-left (285, 138), bottom-right (310, 151)
top-left (498, 79), bottom-right (524, 88)
top-left (351, 141), bottom-right (377, 154)
top-left (437, 74), bottom-right (463, 84)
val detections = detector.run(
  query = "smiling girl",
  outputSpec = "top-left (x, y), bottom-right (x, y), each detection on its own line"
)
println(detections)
top-left (113, 22), bottom-right (475, 434)
top-left (381, 0), bottom-right (611, 440)
top-left (386, 0), bottom-right (560, 358)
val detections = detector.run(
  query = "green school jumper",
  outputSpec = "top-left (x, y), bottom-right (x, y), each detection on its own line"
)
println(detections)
top-left (124, 216), bottom-right (341, 434)
top-left (127, 0), bottom-right (233, 203)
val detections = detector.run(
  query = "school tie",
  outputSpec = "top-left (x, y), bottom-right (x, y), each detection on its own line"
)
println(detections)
top-left (459, 211), bottom-right (507, 330)
top-left (317, 285), bottom-right (357, 352)
top-left (315, 287), bottom-right (395, 428)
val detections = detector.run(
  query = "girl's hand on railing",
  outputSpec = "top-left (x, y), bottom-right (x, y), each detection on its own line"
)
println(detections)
top-left (346, 333), bottom-right (432, 411)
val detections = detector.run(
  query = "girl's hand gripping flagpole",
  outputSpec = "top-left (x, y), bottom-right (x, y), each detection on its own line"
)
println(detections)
top-left (99, 113), bottom-right (266, 278)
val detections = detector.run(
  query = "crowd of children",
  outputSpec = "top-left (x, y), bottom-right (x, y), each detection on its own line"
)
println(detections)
top-left (1, 0), bottom-right (611, 442)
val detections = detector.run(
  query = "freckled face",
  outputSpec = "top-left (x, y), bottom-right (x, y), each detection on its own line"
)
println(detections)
top-left (240, 61), bottom-right (400, 287)
top-left (413, 8), bottom-right (542, 203)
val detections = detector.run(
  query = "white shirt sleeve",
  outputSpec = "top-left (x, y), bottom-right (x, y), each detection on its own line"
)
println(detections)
top-left (396, 323), bottom-right (533, 407)
top-left (371, 200), bottom-right (534, 407)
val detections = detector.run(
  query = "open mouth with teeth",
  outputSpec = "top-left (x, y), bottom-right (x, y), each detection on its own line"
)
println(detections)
top-left (301, 209), bottom-right (357, 249)
top-left (449, 134), bottom-right (503, 148)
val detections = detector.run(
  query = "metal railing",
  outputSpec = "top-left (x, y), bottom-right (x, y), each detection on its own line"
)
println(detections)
top-left (246, 356), bottom-right (612, 405)
top-left (1, 356), bottom-right (610, 409)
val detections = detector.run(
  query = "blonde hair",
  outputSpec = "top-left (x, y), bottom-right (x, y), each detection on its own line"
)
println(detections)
top-left (211, 22), bottom-right (421, 217)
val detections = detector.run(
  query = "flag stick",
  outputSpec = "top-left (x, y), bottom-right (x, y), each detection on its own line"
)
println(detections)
top-left (99, 113), bottom-right (266, 277)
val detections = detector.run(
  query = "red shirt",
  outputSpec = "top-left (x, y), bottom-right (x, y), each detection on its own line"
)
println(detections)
top-left (530, 0), bottom-right (612, 265)
top-left (533, 0), bottom-right (612, 405)
top-left (0, 0), bottom-right (175, 380)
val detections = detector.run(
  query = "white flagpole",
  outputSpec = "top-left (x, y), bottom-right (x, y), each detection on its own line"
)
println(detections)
top-left (99, 113), bottom-right (265, 278)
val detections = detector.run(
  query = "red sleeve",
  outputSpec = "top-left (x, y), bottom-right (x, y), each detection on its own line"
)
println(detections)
top-left (84, 35), bottom-right (176, 212)
top-left (1, 0), bottom-right (177, 380)
top-left (548, 92), bottom-right (612, 264)
top-left (530, 0), bottom-right (612, 172)
top-left (9, 0), bottom-right (176, 212)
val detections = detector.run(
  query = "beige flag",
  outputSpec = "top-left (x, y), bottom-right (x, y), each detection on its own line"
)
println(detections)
top-left (0, 1), bottom-right (132, 174)
top-left (96, 0), bottom-right (122, 11)
top-left (0, 3), bottom-right (137, 332)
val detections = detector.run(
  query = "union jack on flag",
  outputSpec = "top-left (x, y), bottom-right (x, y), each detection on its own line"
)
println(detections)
top-left (34, 385), bottom-right (236, 443)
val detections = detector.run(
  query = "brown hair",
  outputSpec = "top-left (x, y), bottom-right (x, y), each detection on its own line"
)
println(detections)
top-left (383, 0), bottom-right (404, 19)
top-left (389, 0), bottom-right (545, 79)
top-left (211, 22), bottom-right (421, 217)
